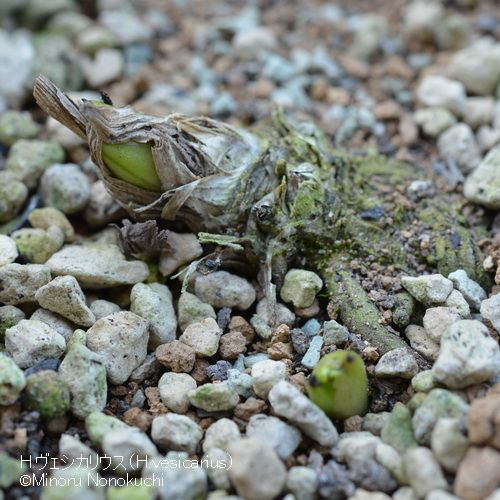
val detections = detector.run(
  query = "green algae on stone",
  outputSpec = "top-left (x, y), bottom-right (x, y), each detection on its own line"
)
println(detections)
top-left (0, 305), bottom-right (25, 340)
top-left (0, 110), bottom-right (40, 146)
top-left (411, 388), bottom-right (469, 446)
top-left (381, 402), bottom-right (417, 453)
top-left (5, 139), bottom-right (64, 189)
top-left (392, 292), bottom-right (416, 328)
top-left (0, 177), bottom-right (28, 224)
top-left (28, 207), bottom-right (75, 242)
top-left (23, 370), bottom-right (70, 419)
top-left (0, 352), bottom-right (26, 405)
top-left (11, 226), bottom-right (64, 264)
top-left (58, 344), bottom-right (107, 419)
top-left (177, 292), bottom-right (217, 332)
top-left (188, 382), bottom-right (239, 412)
top-left (0, 452), bottom-right (26, 488)
top-left (85, 411), bottom-right (129, 447)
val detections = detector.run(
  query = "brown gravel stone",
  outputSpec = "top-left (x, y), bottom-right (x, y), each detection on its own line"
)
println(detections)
top-left (267, 342), bottom-right (294, 361)
top-left (155, 340), bottom-right (195, 373)
top-left (289, 372), bottom-right (308, 391)
top-left (344, 415), bottom-right (363, 432)
top-left (219, 330), bottom-right (247, 360)
top-left (454, 446), bottom-right (500, 500)
top-left (270, 324), bottom-right (290, 344)
top-left (123, 407), bottom-right (153, 432)
top-left (229, 316), bottom-right (256, 345)
top-left (469, 385), bottom-right (500, 450)
top-left (144, 387), bottom-right (168, 416)
top-left (234, 397), bottom-right (267, 421)
top-left (190, 358), bottom-right (210, 384)
top-left (294, 299), bottom-right (320, 318)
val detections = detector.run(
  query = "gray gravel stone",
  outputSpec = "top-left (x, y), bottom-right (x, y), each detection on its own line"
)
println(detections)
top-left (180, 317), bottom-right (222, 357)
top-left (374, 348), bottom-right (418, 379)
top-left (226, 368), bottom-right (254, 398)
top-left (5, 139), bottom-right (64, 189)
top-left (203, 418), bottom-right (241, 453)
top-left (0, 305), bottom-right (25, 339)
top-left (432, 319), bottom-right (500, 389)
top-left (269, 380), bottom-right (338, 446)
top-left (437, 123), bottom-right (481, 174)
top-left (286, 466), bottom-right (318, 500)
top-left (301, 335), bottom-right (323, 369)
top-left (414, 107), bottom-right (456, 138)
top-left (177, 292), bottom-right (216, 332)
top-left (142, 451), bottom-right (207, 500)
top-left (194, 270), bottom-right (256, 310)
top-left (405, 324), bottom-right (439, 361)
top-left (131, 282), bottom-right (177, 348)
top-left (81, 48), bottom-right (124, 87)
top-left (444, 290), bottom-right (470, 318)
top-left (28, 207), bottom-right (75, 242)
top-left (448, 269), bottom-right (486, 310)
top-left (0, 353), bottom-right (26, 405)
top-left (159, 231), bottom-right (203, 277)
top-left (463, 97), bottom-right (495, 129)
top-left (85, 411), bottom-right (129, 447)
top-left (255, 298), bottom-right (295, 327)
top-left (86, 311), bottom-right (149, 384)
top-left (0, 263), bottom-right (51, 305)
top-left (89, 299), bottom-right (121, 320)
top-left (348, 457), bottom-right (398, 493)
top-left (30, 308), bottom-right (74, 341)
top-left (280, 268), bottom-right (323, 308)
top-left (430, 418), bottom-right (468, 473)
top-left (447, 38), bottom-right (500, 95)
top-left (202, 447), bottom-right (231, 490)
top-left (5, 320), bottom-right (65, 368)
top-left (102, 427), bottom-right (158, 473)
top-left (412, 388), bottom-right (469, 445)
top-left (422, 307), bottom-right (461, 343)
top-left (0, 235), bottom-right (18, 267)
top-left (58, 344), bottom-right (107, 418)
top-left (0, 29), bottom-right (34, 107)
top-left (151, 413), bottom-right (203, 453)
top-left (40, 163), bottom-right (90, 214)
top-left (416, 76), bottom-right (466, 116)
top-left (58, 434), bottom-right (99, 464)
top-left (227, 437), bottom-right (287, 500)
top-left (246, 414), bottom-right (302, 459)
top-left (45, 243), bottom-right (149, 288)
top-left (35, 275), bottom-right (95, 327)
top-left (251, 359), bottom-right (287, 399)
top-left (401, 274), bottom-right (453, 306)
top-left (403, 447), bottom-right (447, 498)
top-left (464, 144), bottom-right (500, 209)
top-left (158, 372), bottom-right (197, 414)
top-left (189, 382), bottom-right (240, 412)
top-left (323, 319), bottom-right (349, 346)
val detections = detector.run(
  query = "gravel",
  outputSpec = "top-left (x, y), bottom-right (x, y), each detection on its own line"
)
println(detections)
top-left (194, 270), bottom-right (256, 310)
top-left (86, 311), bottom-right (149, 384)
top-left (35, 275), bottom-right (95, 326)
top-left (158, 372), bottom-right (197, 414)
top-left (251, 359), bottom-right (287, 399)
top-left (374, 348), bottom-right (419, 379)
top-left (227, 438), bottom-right (287, 500)
top-left (5, 320), bottom-right (66, 368)
top-left (280, 268), bottom-right (323, 308)
top-left (246, 414), bottom-right (302, 459)
top-left (130, 282), bottom-right (177, 347)
top-left (269, 381), bottom-right (338, 446)
top-left (432, 319), bottom-right (500, 389)
top-left (151, 413), bottom-right (203, 453)
top-left (202, 418), bottom-right (241, 453)
top-left (0, 263), bottom-right (51, 305)
top-left (179, 317), bottom-right (222, 357)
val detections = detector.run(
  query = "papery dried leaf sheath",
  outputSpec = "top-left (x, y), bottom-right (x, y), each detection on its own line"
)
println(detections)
top-left (34, 75), bottom-right (490, 353)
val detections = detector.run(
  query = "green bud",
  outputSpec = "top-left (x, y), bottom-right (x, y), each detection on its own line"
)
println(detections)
top-left (101, 142), bottom-right (162, 192)
top-left (307, 350), bottom-right (368, 420)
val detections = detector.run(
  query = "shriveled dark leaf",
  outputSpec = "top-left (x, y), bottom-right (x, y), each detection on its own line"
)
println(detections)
top-left (113, 219), bottom-right (170, 259)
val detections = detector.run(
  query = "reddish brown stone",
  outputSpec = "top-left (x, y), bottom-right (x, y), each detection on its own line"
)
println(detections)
top-left (156, 340), bottom-right (195, 373)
